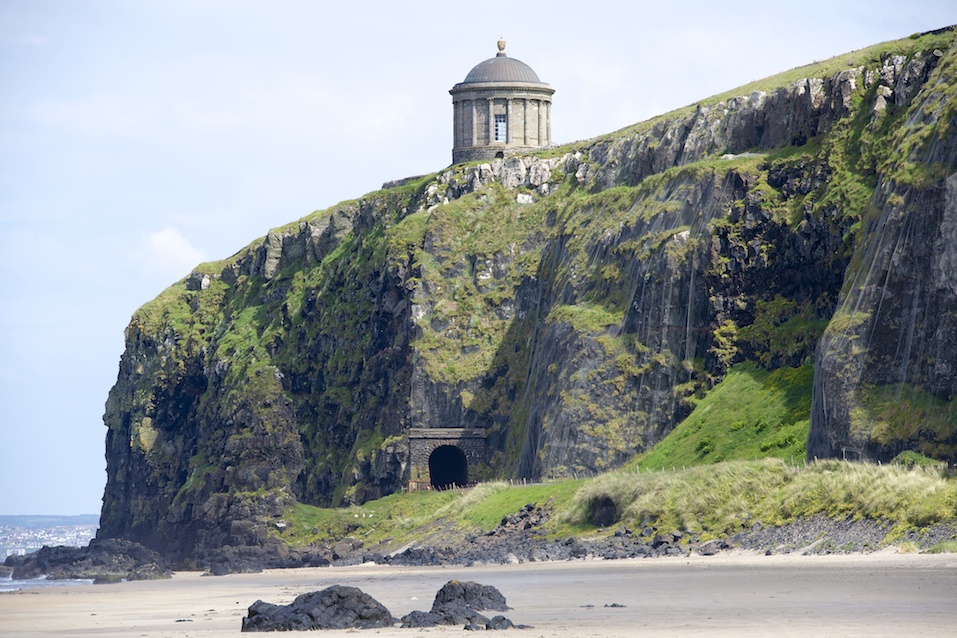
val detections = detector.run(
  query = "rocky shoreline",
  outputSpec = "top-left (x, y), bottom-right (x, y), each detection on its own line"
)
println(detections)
top-left (346, 505), bottom-right (957, 569)
top-left (2, 538), bottom-right (172, 583)
top-left (5, 503), bottom-right (956, 581)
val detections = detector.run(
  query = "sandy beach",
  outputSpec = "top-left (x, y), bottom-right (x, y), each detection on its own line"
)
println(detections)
top-left (2, 551), bottom-right (956, 637)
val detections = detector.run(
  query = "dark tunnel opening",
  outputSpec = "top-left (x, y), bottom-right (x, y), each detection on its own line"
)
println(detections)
top-left (428, 445), bottom-right (468, 489)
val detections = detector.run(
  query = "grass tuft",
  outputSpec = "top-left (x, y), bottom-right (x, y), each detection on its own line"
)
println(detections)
top-left (927, 540), bottom-right (957, 554)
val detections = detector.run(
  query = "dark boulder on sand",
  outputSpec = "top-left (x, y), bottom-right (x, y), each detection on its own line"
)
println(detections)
top-left (402, 605), bottom-right (493, 629)
top-left (432, 579), bottom-right (511, 612)
top-left (400, 580), bottom-right (523, 630)
top-left (241, 580), bottom-right (526, 632)
top-left (241, 585), bottom-right (394, 632)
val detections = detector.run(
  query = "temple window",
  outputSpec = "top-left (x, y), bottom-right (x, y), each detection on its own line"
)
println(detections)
top-left (494, 114), bottom-right (507, 142)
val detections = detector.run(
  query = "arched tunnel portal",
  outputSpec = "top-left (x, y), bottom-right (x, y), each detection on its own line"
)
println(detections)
top-left (408, 428), bottom-right (487, 490)
top-left (428, 445), bottom-right (468, 489)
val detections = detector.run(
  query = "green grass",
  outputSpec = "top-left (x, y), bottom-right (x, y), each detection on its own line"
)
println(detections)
top-left (565, 458), bottom-right (957, 539)
top-left (892, 450), bottom-right (949, 469)
top-left (279, 485), bottom-right (552, 550)
top-left (634, 361), bottom-right (813, 470)
top-left (396, 184), bottom-right (550, 386)
top-left (277, 479), bottom-right (587, 550)
top-left (452, 480), bottom-right (585, 532)
top-left (280, 489), bottom-right (458, 548)
top-left (277, 459), bottom-right (957, 552)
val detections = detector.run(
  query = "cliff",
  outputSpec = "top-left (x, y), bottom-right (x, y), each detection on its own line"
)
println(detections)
top-left (98, 28), bottom-right (957, 566)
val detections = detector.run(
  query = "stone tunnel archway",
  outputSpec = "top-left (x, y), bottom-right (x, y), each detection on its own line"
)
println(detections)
top-left (408, 428), bottom-right (487, 490)
top-left (428, 445), bottom-right (468, 489)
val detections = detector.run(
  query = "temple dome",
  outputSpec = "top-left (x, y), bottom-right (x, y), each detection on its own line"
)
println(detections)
top-left (458, 39), bottom-right (546, 85)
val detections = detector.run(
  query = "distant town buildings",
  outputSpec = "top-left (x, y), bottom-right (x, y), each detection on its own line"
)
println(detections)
top-left (1, 524), bottom-right (96, 558)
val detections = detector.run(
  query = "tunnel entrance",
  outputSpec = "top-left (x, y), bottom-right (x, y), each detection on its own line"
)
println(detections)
top-left (407, 428), bottom-right (486, 491)
top-left (428, 445), bottom-right (468, 489)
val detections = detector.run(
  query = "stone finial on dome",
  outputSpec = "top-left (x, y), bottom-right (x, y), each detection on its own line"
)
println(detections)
top-left (496, 38), bottom-right (507, 57)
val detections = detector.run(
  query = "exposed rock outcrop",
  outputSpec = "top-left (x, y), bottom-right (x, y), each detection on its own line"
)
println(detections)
top-left (4, 538), bottom-right (171, 583)
top-left (808, 43), bottom-right (957, 461)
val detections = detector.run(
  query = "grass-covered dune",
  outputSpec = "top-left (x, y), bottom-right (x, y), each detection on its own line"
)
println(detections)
top-left (278, 459), bottom-right (957, 555)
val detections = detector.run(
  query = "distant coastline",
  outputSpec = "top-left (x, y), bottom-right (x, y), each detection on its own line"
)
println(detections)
top-left (0, 575), bottom-right (94, 593)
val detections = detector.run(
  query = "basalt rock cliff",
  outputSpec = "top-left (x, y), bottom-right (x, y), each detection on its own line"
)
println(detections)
top-left (99, 29), bottom-right (957, 566)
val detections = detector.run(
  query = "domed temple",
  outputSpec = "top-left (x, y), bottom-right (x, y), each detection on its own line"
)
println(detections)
top-left (450, 39), bottom-right (554, 164)
top-left (406, 40), bottom-right (553, 490)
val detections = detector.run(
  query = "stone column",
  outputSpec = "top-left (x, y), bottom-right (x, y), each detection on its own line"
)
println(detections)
top-left (538, 100), bottom-right (545, 147)
top-left (523, 99), bottom-right (529, 146)
top-left (470, 100), bottom-right (477, 147)
top-left (505, 98), bottom-right (512, 145)
top-left (545, 101), bottom-right (551, 145)
top-left (453, 100), bottom-right (461, 149)
top-left (487, 98), bottom-right (494, 145)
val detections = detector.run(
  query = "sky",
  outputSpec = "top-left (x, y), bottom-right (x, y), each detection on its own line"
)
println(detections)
top-left (2, 1), bottom-right (955, 517)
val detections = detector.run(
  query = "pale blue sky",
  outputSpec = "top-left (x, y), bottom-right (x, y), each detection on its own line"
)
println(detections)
top-left (2, 1), bottom-right (954, 515)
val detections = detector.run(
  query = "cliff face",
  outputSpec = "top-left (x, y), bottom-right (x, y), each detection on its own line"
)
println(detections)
top-left (809, 43), bottom-right (957, 461)
top-left (99, 29), bottom-right (957, 564)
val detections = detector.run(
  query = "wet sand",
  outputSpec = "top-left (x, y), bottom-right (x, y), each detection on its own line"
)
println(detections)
top-left (2, 550), bottom-right (956, 637)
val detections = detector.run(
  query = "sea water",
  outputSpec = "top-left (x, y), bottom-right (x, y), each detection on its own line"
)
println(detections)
top-left (0, 575), bottom-right (94, 592)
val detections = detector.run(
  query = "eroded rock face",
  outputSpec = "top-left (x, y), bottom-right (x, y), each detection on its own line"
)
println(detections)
top-left (807, 41), bottom-right (957, 463)
top-left (100, 30), bottom-right (957, 565)
top-left (809, 165), bottom-right (957, 460)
